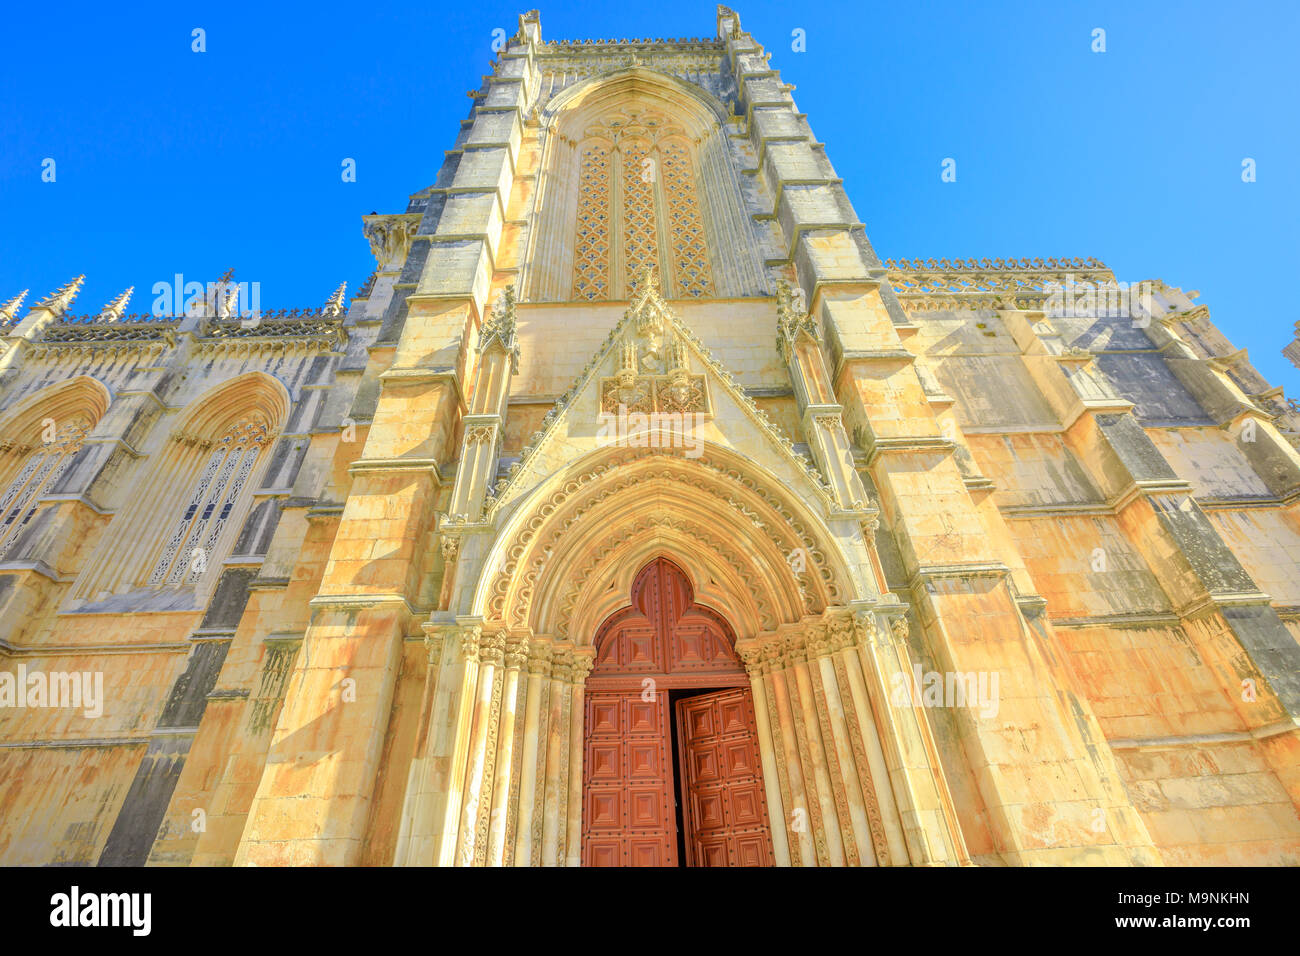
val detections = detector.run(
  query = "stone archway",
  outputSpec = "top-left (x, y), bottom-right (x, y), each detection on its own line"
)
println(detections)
top-left (399, 446), bottom-right (969, 867)
top-left (581, 557), bottom-right (774, 867)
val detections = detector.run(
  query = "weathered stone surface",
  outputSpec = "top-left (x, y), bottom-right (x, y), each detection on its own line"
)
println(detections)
top-left (0, 7), bottom-right (1295, 869)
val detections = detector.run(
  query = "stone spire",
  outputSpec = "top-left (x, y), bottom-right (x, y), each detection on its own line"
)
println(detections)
top-left (97, 287), bottom-right (134, 322)
top-left (0, 290), bottom-right (28, 324)
top-left (322, 282), bottom-right (348, 317)
top-left (32, 275), bottom-right (85, 319)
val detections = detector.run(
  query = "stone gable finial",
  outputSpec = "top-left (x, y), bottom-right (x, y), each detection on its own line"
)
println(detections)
top-left (97, 287), bottom-right (134, 322)
top-left (32, 275), bottom-right (85, 318)
top-left (0, 290), bottom-right (29, 324)
top-left (625, 265), bottom-right (675, 339)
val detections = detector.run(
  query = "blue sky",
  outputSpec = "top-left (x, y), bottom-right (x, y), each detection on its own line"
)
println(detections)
top-left (2, 0), bottom-right (1297, 387)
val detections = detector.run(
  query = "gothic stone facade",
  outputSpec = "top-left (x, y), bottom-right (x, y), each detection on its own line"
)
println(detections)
top-left (1, 7), bottom-right (1299, 867)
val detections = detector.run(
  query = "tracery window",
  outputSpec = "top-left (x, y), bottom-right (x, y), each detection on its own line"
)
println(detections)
top-left (145, 417), bottom-right (271, 586)
top-left (569, 108), bottom-right (715, 301)
top-left (573, 143), bottom-right (613, 300)
top-left (0, 418), bottom-right (90, 558)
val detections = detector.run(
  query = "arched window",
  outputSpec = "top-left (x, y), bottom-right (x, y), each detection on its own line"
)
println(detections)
top-left (0, 376), bottom-right (110, 563)
top-left (145, 416), bottom-right (272, 586)
top-left (524, 72), bottom-right (768, 302)
top-left (0, 419), bottom-right (91, 558)
top-left (70, 372), bottom-right (288, 604)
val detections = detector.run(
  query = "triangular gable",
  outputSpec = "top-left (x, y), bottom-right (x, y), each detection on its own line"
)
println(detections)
top-left (485, 271), bottom-right (835, 521)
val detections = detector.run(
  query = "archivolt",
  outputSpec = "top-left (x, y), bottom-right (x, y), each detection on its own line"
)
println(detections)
top-left (0, 375), bottom-right (111, 450)
top-left (170, 370), bottom-right (290, 441)
top-left (473, 444), bottom-right (856, 641)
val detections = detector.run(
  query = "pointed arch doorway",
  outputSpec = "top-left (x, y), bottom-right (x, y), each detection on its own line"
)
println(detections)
top-left (581, 557), bottom-right (774, 866)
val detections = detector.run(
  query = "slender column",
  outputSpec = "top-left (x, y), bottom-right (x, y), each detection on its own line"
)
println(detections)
top-left (808, 625), bottom-right (872, 865)
top-left (738, 644), bottom-right (793, 866)
top-left (526, 647), bottom-right (554, 866)
top-left (767, 641), bottom-right (823, 865)
top-left (830, 619), bottom-right (909, 865)
top-left (458, 630), bottom-right (504, 865)
top-left (856, 611), bottom-right (969, 865)
top-left (486, 633), bottom-right (528, 864)
top-left (565, 652), bottom-right (594, 865)
top-left (541, 648), bottom-right (571, 865)
top-left (785, 632), bottom-right (847, 865)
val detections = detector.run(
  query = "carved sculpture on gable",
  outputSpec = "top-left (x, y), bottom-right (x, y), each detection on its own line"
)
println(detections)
top-left (599, 268), bottom-right (709, 416)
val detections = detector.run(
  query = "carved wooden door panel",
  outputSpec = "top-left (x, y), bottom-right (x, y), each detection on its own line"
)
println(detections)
top-left (582, 690), bottom-right (677, 867)
top-left (676, 688), bottom-right (774, 867)
top-left (582, 558), bottom-right (774, 867)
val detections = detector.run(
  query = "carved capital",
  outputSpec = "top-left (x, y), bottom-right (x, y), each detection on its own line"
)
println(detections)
top-left (527, 642), bottom-right (555, 676)
top-left (890, 614), bottom-right (910, 644)
top-left (736, 642), bottom-right (766, 676)
top-left (478, 630), bottom-right (508, 664)
top-left (851, 610), bottom-right (879, 648)
top-left (825, 614), bottom-right (856, 652)
top-left (456, 624), bottom-right (485, 662)
top-left (550, 646), bottom-right (575, 681)
top-left (805, 622), bottom-right (834, 659)
top-left (504, 634), bottom-right (531, 669)
top-left (570, 653), bottom-right (595, 685)
top-left (781, 631), bottom-right (808, 664)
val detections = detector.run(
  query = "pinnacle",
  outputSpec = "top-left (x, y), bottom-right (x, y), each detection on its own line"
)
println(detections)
top-left (0, 289), bottom-right (29, 323)
top-left (322, 281), bottom-right (348, 317)
top-left (32, 275), bottom-right (85, 318)
top-left (98, 286), bottom-right (134, 322)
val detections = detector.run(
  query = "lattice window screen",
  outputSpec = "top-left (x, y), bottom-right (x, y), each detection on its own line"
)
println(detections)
top-left (0, 419), bottom-right (90, 558)
top-left (660, 139), bottom-right (715, 298)
top-left (573, 142), bottom-right (613, 301)
top-left (147, 418), bottom-right (271, 586)
top-left (569, 122), bottom-right (715, 300)
top-left (620, 138), bottom-right (660, 287)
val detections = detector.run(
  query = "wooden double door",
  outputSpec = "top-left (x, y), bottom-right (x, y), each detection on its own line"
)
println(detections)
top-left (581, 558), bottom-right (774, 867)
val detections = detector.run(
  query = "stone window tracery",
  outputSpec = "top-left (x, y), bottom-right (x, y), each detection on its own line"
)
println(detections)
top-left (146, 417), bottom-right (271, 586)
top-left (660, 139), bottom-right (714, 298)
top-left (572, 142), bottom-right (613, 300)
top-left (568, 108), bottom-right (715, 300)
top-left (0, 419), bottom-right (90, 558)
